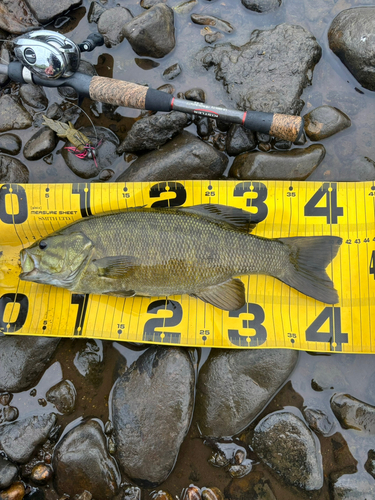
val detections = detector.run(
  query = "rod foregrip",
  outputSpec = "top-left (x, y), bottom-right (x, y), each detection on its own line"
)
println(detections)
top-left (243, 111), bottom-right (304, 142)
top-left (89, 76), bottom-right (149, 108)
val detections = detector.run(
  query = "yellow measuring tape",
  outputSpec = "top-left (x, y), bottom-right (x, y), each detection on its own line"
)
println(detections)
top-left (0, 180), bottom-right (374, 353)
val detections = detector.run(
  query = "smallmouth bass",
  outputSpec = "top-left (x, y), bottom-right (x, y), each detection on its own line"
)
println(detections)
top-left (19, 204), bottom-right (342, 310)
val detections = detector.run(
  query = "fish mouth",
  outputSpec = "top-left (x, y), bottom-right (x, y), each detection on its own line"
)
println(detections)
top-left (19, 250), bottom-right (40, 280)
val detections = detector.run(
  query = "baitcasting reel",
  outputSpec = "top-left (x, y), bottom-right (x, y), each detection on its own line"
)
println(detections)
top-left (12, 30), bottom-right (104, 80)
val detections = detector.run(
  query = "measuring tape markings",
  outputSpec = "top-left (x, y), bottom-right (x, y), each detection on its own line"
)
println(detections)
top-left (1, 180), bottom-right (375, 352)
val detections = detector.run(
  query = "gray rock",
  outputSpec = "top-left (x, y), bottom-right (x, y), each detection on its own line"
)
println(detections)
top-left (0, 456), bottom-right (18, 489)
top-left (62, 126), bottom-right (119, 179)
top-left (23, 127), bottom-right (58, 161)
top-left (205, 32), bottom-right (224, 44)
top-left (117, 112), bottom-right (188, 153)
top-left (195, 349), bottom-right (298, 437)
top-left (365, 449), bottom-right (375, 480)
top-left (0, 46), bottom-right (10, 86)
top-left (191, 14), bottom-right (233, 33)
top-left (195, 116), bottom-right (214, 138)
top-left (174, 0), bottom-right (197, 14)
top-left (226, 124), bottom-right (256, 156)
top-left (116, 131), bottom-right (228, 181)
top-left (185, 88), bottom-right (206, 102)
top-left (0, 154), bottom-right (29, 183)
top-left (3, 406), bottom-right (19, 423)
top-left (112, 346), bottom-right (195, 486)
top-left (141, 0), bottom-right (167, 8)
top-left (53, 419), bottom-right (121, 498)
top-left (241, 0), bottom-right (281, 13)
top-left (0, 337), bottom-right (60, 393)
top-left (122, 4), bottom-right (176, 58)
top-left (0, 95), bottom-right (32, 133)
top-left (0, 134), bottom-right (22, 155)
top-left (229, 144), bottom-right (325, 180)
top-left (98, 7), bottom-right (133, 47)
top-left (46, 380), bottom-right (77, 415)
top-left (19, 84), bottom-right (48, 110)
top-left (328, 156), bottom-right (375, 181)
top-left (304, 106), bottom-right (351, 141)
top-left (88, 1), bottom-right (106, 23)
top-left (0, 413), bottom-right (57, 463)
top-left (331, 393), bottom-right (375, 433)
top-left (328, 7), bottom-right (375, 91)
top-left (199, 23), bottom-right (321, 115)
top-left (332, 472), bottom-right (375, 499)
top-left (252, 412), bottom-right (323, 491)
top-left (163, 63), bottom-right (182, 80)
top-left (0, 1), bottom-right (39, 35)
top-left (23, 0), bottom-right (82, 24)
top-left (303, 407), bottom-right (334, 436)
top-left (74, 340), bottom-right (104, 386)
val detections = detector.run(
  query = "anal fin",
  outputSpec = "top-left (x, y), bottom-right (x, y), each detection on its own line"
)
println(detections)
top-left (192, 278), bottom-right (245, 311)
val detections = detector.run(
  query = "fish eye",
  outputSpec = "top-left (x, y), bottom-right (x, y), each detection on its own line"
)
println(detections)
top-left (39, 240), bottom-right (48, 250)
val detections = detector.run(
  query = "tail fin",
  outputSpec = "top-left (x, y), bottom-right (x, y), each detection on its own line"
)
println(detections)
top-left (277, 236), bottom-right (342, 304)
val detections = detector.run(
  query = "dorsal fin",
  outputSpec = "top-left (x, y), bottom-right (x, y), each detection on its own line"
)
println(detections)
top-left (179, 204), bottom-right (256, 233)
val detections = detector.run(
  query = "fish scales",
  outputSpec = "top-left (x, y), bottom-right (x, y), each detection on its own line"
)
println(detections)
top-left (61, 210), bottom-right (287, 296)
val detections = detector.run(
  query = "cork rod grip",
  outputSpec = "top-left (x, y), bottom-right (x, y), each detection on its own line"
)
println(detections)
top-left (269, 114), bottom-right (304, 142)
top-left (89, 76), bottom-right (148, 109)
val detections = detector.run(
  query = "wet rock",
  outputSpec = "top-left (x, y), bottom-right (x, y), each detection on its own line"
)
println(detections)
top-left (112, 346), bottom-right (195, 486)
top-left (274, 139), bottom-right (292, 150)
top-left (365, 449), bottom-right (375, 479)
top-left (174, 0), bottom-right (197, 14)
top-left (158, 84), bottom-right (175, 95)
top-left (199, 24), bottom-right (321, 115)
top-left (88, 1), bottom-right (106, 23)
top-left (0, 456), bottom-right (18, 490)
top-left (163, 63), bottom-right (182, 80)
top-left (185, 88), bottom-right (206, 102)
top-left (252, 412), bottom-right (323, 490)
top-left (229, 144), bottom-right (325, 180)
top-left (0, 46), bottom-right (10, 86)
top-left (328, 7), bottom-right (375, 91)
top-left (62, 126), bottom-right (119, 179)
top-left (226, 124), bottom-right (256, 156)
top-left (3, 406), bottom-right (19, 423)
top-left (0, 155), bottom-right (29, 183)
top-left (205, 32), bottom-right (224, 44)
top-left (224, 471), bottom-right (276, 500)
top-left (241, 0), bottom-right (281, 13)
top-left (122, 4), bottom-right (176, 58)
top-left (30, 464), bottom-right (53, 484)
top-left (303, 407), bottom-right (333, 436)
top-left (332, 471), bottom-right (375, 499)
top-left (98, 168), bottom-right (115, 181)
top-left (0, 96), bottom-right (32, 133)
top-left (117, 112), bottom-right (188, 153)
top-left (53, 419), bottom-right (120, 498)
top-left (0, 337), bottom-right (60, 393)
top-left (46, 380), bottom-right (76, 415)
top-left (0, 1), bottom-right (39, 35)
top-left (0, 134), bottom-right (22, 155)
top-left (195, 117), bottom-right (214, 138)
top-left (0, 482), bottom-right (25, 500)
top-left (191, 14), bottom-right (233, 33)
top-left (19, 84), bottom-right (48, 110)
top-left (195, 349), bottom-right (298, 437)
top-left (97, 7), bottom-right (133, 47)
top-left (0, 413), bottom-right (57, 463)
top-left (304, 106), bottom-right (351, 141)
top-left (141, 0), bottom-right (167, 8)
top-left (23, 127), bottom-right (58, 161)
top-left (73, 340), bottom-right (103, 387)
top-left (331, 156), bottom-right (375, 181)
top-left (116, 131), bottom-right (228, 181)
top-left (329, 432), bottom-right (358, 482)
top-left (201, 488), bottom-right (224, 500)
top-left (23, 0), bottom-right (82, 24)
top-left (331, 393), bottom-right (375, 433)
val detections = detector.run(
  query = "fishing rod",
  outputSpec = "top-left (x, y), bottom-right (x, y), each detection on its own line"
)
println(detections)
top-left (0, 30), bottom-right (304, 142)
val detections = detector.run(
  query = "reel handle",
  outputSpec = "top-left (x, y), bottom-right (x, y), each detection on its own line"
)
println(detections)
top-left (78, 33), bottom-right (105, 52)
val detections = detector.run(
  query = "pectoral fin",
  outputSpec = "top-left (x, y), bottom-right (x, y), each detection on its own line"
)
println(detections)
top-left (94, 256), bottom-right (138, 279)
top-left (192, 278), bottom-right (246, 311)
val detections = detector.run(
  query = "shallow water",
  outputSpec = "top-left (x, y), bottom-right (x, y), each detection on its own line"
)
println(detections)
top-left (2, 0), bottom-right (375, 498)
